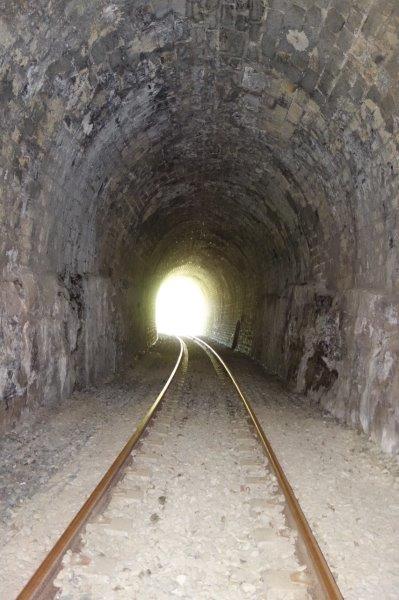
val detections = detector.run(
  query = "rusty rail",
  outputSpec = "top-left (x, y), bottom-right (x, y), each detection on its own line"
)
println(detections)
top-left (193, 336), bottom-right (343, 600)
top-left (17, 337), bottom-right (185, 600)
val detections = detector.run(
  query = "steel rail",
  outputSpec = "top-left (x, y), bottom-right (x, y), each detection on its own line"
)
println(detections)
top-left (193, 336), bottom-right (343, 600)
top-left (17, 337), bottom-right (185, 600)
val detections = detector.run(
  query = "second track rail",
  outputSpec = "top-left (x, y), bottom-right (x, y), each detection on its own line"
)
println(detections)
top-left (192, 336), bottom-right (343, 600)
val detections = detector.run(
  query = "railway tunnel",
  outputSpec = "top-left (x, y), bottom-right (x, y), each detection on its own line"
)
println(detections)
top-left (0, 1), bottom-right (399, 598)
top-left (2, 0), bottom-right (398, 452)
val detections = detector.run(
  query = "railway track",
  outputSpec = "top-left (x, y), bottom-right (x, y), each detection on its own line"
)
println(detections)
top-left (17, 337), bottom-right (342, 600)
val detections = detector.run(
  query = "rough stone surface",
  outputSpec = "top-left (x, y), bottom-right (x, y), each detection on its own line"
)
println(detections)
top-left (0, 1), bottom-right (398, 452)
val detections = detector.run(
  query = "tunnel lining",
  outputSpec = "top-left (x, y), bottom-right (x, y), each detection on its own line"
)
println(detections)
top-left (0, 0), bottom-right (398, 453)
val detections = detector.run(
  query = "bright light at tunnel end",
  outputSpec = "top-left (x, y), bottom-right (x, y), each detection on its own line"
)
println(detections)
top-left (156, 275), bottom-right (208, 336)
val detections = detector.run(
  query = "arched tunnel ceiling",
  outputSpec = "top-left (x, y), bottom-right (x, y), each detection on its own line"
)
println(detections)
top-left (1, 0), bottom-right (399, 454)
top-left (1, 0), bottom-right (398, 294)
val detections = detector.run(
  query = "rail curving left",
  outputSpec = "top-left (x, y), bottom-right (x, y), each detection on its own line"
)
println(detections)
top-left (17, 337), bottom-right (185, 600)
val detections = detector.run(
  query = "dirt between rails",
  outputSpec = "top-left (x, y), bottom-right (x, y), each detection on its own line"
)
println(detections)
top-left (54, 340), bottom-right (312, 599)
top-left (0, 336), bottom-right (398, 599)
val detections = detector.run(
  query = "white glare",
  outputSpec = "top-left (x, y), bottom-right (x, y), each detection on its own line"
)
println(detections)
top-left (156, 275), bottom-right (208, 336)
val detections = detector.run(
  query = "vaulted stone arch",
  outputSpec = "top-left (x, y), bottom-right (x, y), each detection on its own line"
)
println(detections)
top-left (1, 0), bottom-right (398, 452)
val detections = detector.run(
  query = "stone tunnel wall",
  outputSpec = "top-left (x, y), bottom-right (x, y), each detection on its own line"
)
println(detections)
top-left (0, 268), bottom-right (119, 430)
top-left (0, 0), bottom-right (398, 453)
top-left (255, 284), bottom-right (399, 453)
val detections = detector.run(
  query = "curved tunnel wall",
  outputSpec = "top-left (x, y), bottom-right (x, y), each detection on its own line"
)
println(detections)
top-left (0, 0), bottom-right (398, 453)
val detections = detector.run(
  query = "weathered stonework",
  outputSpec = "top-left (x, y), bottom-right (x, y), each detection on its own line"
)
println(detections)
top-left (0, 1), bottom-right (398, 452)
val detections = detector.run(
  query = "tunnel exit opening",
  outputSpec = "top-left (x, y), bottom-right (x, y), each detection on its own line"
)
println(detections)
top-left (156, 275), bottom-right (209, 336)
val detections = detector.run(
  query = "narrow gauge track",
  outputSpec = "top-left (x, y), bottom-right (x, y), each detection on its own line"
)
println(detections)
top-left (17, 337), bottom-right (342, 600)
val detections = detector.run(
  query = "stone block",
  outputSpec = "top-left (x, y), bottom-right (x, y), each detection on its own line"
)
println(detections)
top-left (324, 8), bottom-right (346, 34)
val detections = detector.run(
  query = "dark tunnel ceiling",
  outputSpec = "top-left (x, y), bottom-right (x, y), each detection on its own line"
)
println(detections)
top-left (1, 0), bottom-right (398, 295)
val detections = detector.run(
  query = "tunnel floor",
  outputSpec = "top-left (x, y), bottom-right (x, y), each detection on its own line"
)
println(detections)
top-left (0, 338), bottom-right (398, 599)
top-left (55, 341), bottom-right (309, 599)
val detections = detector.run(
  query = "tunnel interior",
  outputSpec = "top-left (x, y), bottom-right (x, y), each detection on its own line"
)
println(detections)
top-left (1, 0), bottom-right (398, 454)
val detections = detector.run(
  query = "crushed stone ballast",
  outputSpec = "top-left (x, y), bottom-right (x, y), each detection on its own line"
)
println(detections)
top-left (17, 337), bottom-right (341, 600)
